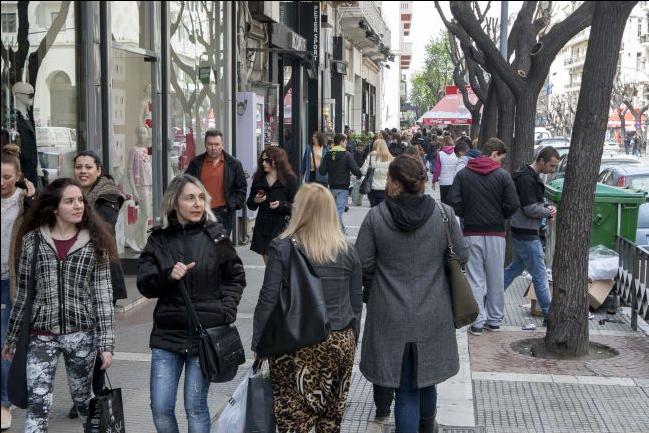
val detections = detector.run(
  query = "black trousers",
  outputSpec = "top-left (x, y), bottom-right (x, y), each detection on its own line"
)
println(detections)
top-left (368, 190), bottom-right (386, 207)
top-left (439, 185), bottom-right (452, 205)
top-left (212, 207), bottom-right (234, 238)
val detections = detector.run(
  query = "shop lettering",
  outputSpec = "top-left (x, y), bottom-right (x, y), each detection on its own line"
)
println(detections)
top-left (312, 6), bottom-right (319, 65)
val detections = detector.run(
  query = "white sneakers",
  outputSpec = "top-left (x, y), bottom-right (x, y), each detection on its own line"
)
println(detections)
top-left (1, 405), bottom-right (12, 430)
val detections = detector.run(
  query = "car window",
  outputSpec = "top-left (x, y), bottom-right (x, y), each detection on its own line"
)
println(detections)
top-left (558, 155), bottom-right (569, 172)
top-left (598, 170), bottom-right (610, 183)
top-left (627, 176), bottom-right (649, 193)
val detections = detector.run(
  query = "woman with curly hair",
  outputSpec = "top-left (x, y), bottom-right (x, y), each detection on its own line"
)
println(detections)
top-left (247, 146), bottom-right (298, 263)
top-left (2, 178), bottom-right (117, 432)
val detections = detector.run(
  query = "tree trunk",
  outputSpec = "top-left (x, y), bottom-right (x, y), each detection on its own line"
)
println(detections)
top-left (495, 78), bottom-right (515, 168)
top-left (509, 91), bottom-right (538, 173)
top-left (619, 108), bottom-right (627, 146)
top-left (479, 84), bottom-right (498, 147)
top-left (545, 1), bottom-right (636, 357)
top-left (470, 111), bottom-right (481, 141)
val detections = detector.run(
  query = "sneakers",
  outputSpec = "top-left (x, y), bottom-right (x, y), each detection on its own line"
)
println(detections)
top-left (469, 326), bottom-right (483, 336)
top-left (485, 324), bottom-right (501, 332)
top-left (1, 405), bottom-right (12, 430)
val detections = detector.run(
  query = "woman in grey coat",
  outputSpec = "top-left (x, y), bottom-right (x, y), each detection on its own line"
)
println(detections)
top-left (355, 154), bottom-right (469, 433)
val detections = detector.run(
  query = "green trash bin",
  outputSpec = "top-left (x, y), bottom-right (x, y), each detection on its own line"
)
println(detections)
top-left (545, 179), bottom-right (646, 249)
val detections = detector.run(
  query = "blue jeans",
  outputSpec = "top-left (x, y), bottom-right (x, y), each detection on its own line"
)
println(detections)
top-left (504, 237), bottom-right (551, 317)
top-left (150, 348), bottom-right (211, 433)
top-left (395, 345), bottom-right (437, 432)
top-left (330, 189), bottom-right (349, 230)
top-left (1, 279), bottom-right (11, 406)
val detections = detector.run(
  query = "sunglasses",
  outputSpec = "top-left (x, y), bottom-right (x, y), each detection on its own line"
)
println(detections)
top-left (262, 157), bottom-right (273, 164)
top-left (16, 92), bottom-right (35, 98)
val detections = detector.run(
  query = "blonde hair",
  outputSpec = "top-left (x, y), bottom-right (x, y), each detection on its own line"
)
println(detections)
top-left (160, 174), bottom-right (216, 229)
top-left (372, 139), bottom-right (393, 163)
top-left (280, 183), bottom-right (348, 264)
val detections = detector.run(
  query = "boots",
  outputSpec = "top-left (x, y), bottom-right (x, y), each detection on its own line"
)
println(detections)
top-left (419, 410), bottom-right (438, 433)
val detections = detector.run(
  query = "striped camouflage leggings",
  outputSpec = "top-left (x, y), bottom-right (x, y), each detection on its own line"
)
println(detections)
top-left (269, 328), bottom-right (356, 433)
top-left (25, 331), bottom-right (96, 433)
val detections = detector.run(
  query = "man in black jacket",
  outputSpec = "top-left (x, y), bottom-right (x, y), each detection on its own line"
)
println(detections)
top-left (505, 146), bottom-right (559, 325)
top-left (320, 133), bottom-right (363, 231)
top-left (448, 138), bottom-right (520, 335)
top-left (185, 129), bottom-right (247, 237)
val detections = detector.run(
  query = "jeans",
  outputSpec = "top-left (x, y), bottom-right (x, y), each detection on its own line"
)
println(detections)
top-left (150, 348), bottom-right (211, 433)
top-left (395, 345), bottom-right (437, 433)
top-left (330, 189), bottom-right (349, 230)
top-left (1, 279), bottom-right (11, 406)
top-left (212, 207), bottom-right (234, 238)
top-left (504, 237), bottom-right (551, 317)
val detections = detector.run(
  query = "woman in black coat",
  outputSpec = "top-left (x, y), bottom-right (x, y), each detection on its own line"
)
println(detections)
top-left (137, 174), bottom-right (246, 432)
top-left (247, 146), bottom-right (298, 263)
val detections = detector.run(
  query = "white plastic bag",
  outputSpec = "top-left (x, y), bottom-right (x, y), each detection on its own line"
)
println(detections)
top-left (212, 370), bottom-right (249, 433)
top-left (588, 245), bottom-right (619, 281)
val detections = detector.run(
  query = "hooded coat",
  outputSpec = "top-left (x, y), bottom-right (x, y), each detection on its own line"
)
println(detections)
top-left (448, 156), bottom-right (519, 235)
top-left (355, 195), bottom-right (468, 388)
top-left (433, 146), bottom-right (459, 185)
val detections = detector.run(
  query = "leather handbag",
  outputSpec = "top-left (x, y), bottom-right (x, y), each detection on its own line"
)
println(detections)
top-left (8, 233), bottom-right (41, 409)
top-left (438, 204), bottom-right (479, 329)
top-left (257, 239), bottom-right (330, 356)
top-left (177, 280), bottom-right (246, 383)
top-left (359, 155), bottom-right (375, 195)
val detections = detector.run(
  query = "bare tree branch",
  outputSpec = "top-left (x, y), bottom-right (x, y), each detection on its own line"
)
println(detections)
top-left (28, 1), bottom-right (72, 86)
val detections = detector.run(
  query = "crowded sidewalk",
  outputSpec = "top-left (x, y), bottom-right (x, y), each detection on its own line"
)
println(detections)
top-left (4, 188), bottom-right (648, 433)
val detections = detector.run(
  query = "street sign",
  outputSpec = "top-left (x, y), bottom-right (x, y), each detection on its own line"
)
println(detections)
top-left (198, 66), bottom-right (211, 85)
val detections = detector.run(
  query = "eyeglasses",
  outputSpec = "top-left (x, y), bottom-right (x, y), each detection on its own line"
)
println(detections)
top-left (16, 92), bottom-right (34, 98)
top-left (262, 157), bottom-right (273, 164)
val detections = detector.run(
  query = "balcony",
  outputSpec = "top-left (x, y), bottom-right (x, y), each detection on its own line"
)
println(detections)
top-left (566, 28), bottom-right (590, 46)
top-left (565, 55), bottom-right (586, 69)
top-left (400, 41), bottom-right (412, 56)
top-left (641, 34), bottom-right (649, 46)
top-left (640, 1), bottom-right (649, 11)
top-left (338, 0), bottom-right (392, 60)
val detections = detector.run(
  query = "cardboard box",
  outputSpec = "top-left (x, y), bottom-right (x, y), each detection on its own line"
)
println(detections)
top-left (525, 279), bottom-right (614, 314)
top-left (588, 279), bottom-right (615, 310)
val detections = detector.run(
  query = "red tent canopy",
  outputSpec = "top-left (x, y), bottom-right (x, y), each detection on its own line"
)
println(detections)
top-left (417, 86), bottom-right (479, 126)
top-left (608, 109), bottom-right (647, 130)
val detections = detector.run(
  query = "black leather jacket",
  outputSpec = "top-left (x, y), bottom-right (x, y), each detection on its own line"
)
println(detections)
top-left (137, 217), bottom-right (246, 355)
top-left (251, 237), bottom-right (363, 351)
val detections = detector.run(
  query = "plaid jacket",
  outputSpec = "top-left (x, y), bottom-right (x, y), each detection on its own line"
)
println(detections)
top-left (6, 227), bottom-right (115, 352)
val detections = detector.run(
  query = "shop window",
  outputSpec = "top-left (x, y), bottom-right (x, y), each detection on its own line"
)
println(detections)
top-left (111, 1), bottom-right (151, 50)
top-left (1, 1), bottom-right (77, 185)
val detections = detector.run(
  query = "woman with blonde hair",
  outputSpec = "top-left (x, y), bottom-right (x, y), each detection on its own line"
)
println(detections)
top-left (252, 183), bottom-right (362, 433)
top-left (360, 138), bottom-right (394, 207)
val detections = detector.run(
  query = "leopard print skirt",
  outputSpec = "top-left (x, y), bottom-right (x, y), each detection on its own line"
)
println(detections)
top-left (269, 327), bottom-right (356, 433)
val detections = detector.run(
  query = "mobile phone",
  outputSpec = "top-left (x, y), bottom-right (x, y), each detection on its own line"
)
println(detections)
top-left (256, 189), bottom-right (266, 196)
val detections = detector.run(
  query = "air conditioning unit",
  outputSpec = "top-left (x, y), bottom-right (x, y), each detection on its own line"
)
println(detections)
top-left (249, 1), bottom-right (280, 23)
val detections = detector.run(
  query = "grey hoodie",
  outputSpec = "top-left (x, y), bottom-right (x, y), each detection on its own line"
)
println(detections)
top-left (510, 165), bottom-right (552, 240)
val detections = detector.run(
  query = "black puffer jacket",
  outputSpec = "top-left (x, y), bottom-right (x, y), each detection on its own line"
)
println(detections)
top-left (137, 217), bottom-right (246, 355)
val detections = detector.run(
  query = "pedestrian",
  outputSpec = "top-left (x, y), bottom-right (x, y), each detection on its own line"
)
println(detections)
top-left (2, 178), bottom-right (116, 432)
top-left (433, 135), bottom-right (459, 205)
top-left (319, 133), bottom-right (363, 231)
top-left (455, 148), bottom-right (482, 176)
top-left (185, 129), bottom-right (247, 238)
top-left (65, 150), bottom-right (128, 418)
top-left (356, 155), bottom-right (468, 431)
top-left (137, 174), bottom-right (246, 433)
top-left (632, 136), bottom-right (640, 157)
top-left (448, 138), bottom-right (520, 335)
top-left (624, 134), bottom-right (631, 155)
top-left (1, 145), bottom-right (35, 431)
top-left (505, 146), bottom-right (560, 327)
top-left (251, 182), bottom-right (362, 433)
top-left (360, 139), bottom-right (394, 207)
top-left (388, 132), bottom-right (407, 157)
top-left (302, 131), bottom-right (329, 186)
top-left (247, 146), bottom-right (298, 263)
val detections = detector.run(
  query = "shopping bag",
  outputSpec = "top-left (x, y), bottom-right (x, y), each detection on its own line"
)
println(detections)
top-left (245, 361), bottom-right (275, 433)
top-left (84, 375), bottom-right (126, 433)
top-left (127, 201), bottom-right (138, 225)
top-left (212, 370), bottom-right (249, 433)
top-left (351, 178), bottom-right (362, 206)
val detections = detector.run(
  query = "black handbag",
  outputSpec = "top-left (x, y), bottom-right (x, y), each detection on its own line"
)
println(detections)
top-left (359, 154), bottom-right (375, 195)
top-left (177, 280), bottom-right (246, 383)
top-left (84, 374), bottom-right (126, 433)
top-left (438, 204), bottom-right (479, 329)
top-left (257, 239), bottom-right (330, 356)
top-left (8, 233), bottom-right (41, 409)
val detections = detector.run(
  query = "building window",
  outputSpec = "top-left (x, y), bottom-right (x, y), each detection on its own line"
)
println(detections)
top-left (1, 12), bottom-right (16, 33)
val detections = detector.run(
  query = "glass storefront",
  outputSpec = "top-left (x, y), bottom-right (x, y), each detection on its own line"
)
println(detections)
top-left (168, 1), bottom-right (229, 178)
top-left (1, 1), bottom-right (78, 184)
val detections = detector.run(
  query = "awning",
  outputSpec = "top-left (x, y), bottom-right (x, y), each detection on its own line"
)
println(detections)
top-left (608, 109), bottom-right (647, 130)
top-left (417, 90), bottom-right (478, 126)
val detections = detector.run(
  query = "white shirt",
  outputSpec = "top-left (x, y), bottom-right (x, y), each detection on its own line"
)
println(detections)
top-left (1, 189), bottom-right (21, 279)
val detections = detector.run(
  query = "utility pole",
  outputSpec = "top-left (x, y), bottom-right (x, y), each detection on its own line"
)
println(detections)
top-left (500, 1), bottom-right (508, 58)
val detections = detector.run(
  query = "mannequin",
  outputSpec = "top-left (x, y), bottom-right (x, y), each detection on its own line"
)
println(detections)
top-left (12, 82), bottom-right (38, 185)
top-left (125, 126), bottom-right (153, 252)
top-left (140, 84), bottom-right (152, 129)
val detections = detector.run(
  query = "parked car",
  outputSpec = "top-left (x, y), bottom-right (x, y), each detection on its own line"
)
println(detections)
top-left (636, 203), bottom-right (649, 246)
top-left (603, 141), bottom-right (622, 155)
top-left (545, 154), bottom-right (642, 184)
top-left (534, 137), bottom-right (570, 158)
top-left (38, 146), bottom-right (76, 180)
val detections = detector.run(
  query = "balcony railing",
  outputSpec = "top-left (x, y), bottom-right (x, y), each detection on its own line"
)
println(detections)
top-left (338, 1), bottom-right (391, 50)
